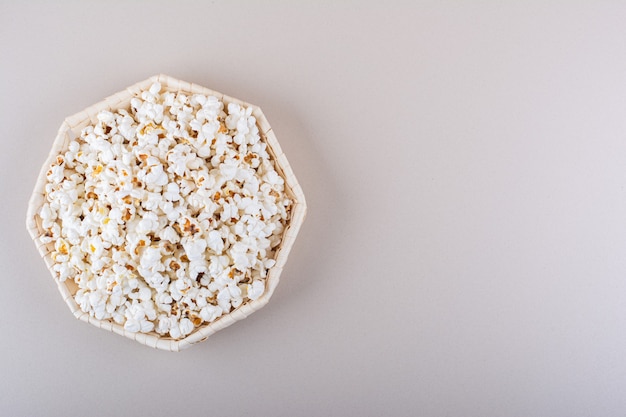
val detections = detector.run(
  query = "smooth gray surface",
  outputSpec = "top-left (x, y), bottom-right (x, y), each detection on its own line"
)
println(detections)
top-left (3, 1), bottom-right (626, 416)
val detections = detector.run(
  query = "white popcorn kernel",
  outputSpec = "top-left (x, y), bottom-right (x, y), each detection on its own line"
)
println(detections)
top-left (124, 302), bottom-right (155, 333)
top-left (46, 164), bottom-right (65, 184)
top-left (75, 289), bottom-right (90, 312)
top-left (219, 162), bottom-right (238, 181)
top-left (54, 238), bottom-right (69, 256)
top-left (216, 287), bottom-right (232, 312)
top-left (138, 286), bottom-right (152, 302)
top-left (140, 246), bottom-right (162, 269)
top-left (159, 225), bottom-right (180, 243)
top-left (230, 242), bottom-right (252, 271)
top-left (144, 163), bottom-right (168, 187)
top-left (208, 255), bottom-right (230, 277)
top-left (179, 318), bottom-right (194, 336)
top-left (174, 276), bottom-right (193, 294)
top-left (183, 238), bottom-right (207, 261)
top-left (149, 82), bottom-right (161, 95)
top-left (142, 191), bottom-right (164, 212)
top-left (136, 212), bottom-right (160, 234)
top-left (188, 260), bottom-right (208, 281)
top-left (220, 202), bottom-right (239, 223)
top-left (68, 140), bottom-right (80, 153)
top-left (52, 261), bottom-right (73, 282)
top-left (163, 182), bottom-right (181, 201)
top-left (155, 292), bottom-right (173, 313)
top-left (200, 304), bottom-right (223, 322)
top-left (124, 318), bottom-right (141, 333)
top-left (263, 169), bottom-right (283, 186)
top-left (191, 94), bottom-right (207, 107)
top-left (247, 280), bottom-right (265, 301)
top-left (40, 203), bottom-right (57, 229)
top-left (97, 110), bottom-right (115, 125)
top-left (206, 230), bottom-right (224, 253)
top-left (155, 315), bottom-right (172, 335)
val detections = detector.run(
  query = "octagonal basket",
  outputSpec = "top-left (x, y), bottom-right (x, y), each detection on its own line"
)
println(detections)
top-left (26, 74), bottom-right (306, 351)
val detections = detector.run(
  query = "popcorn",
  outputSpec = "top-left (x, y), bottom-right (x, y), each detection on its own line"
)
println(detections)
top-left (183, 239), bottom-right (207, 261)
top-left (206, 230), bottom-right (224, 253)
top-left (39, 82), bottom-right (291, 340)
top-left (199, 304), bottom-right (223, 322)
top-left (247, 280), bottom-right (265, 301)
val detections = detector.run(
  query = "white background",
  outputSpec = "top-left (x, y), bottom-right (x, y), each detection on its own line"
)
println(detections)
top-left (3, 1), bottom-right (626, 416)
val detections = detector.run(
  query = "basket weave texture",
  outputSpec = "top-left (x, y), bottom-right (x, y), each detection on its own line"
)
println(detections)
top-left (26, 74), bottom-right (307, 351)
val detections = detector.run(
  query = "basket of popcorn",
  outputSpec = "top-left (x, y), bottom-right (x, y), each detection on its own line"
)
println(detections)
top-left (26, 74), bottom-right (306, 351)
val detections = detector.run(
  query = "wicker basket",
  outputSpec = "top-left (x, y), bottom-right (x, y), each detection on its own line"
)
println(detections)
top-left (26, 74), bottom-right (307, 351)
